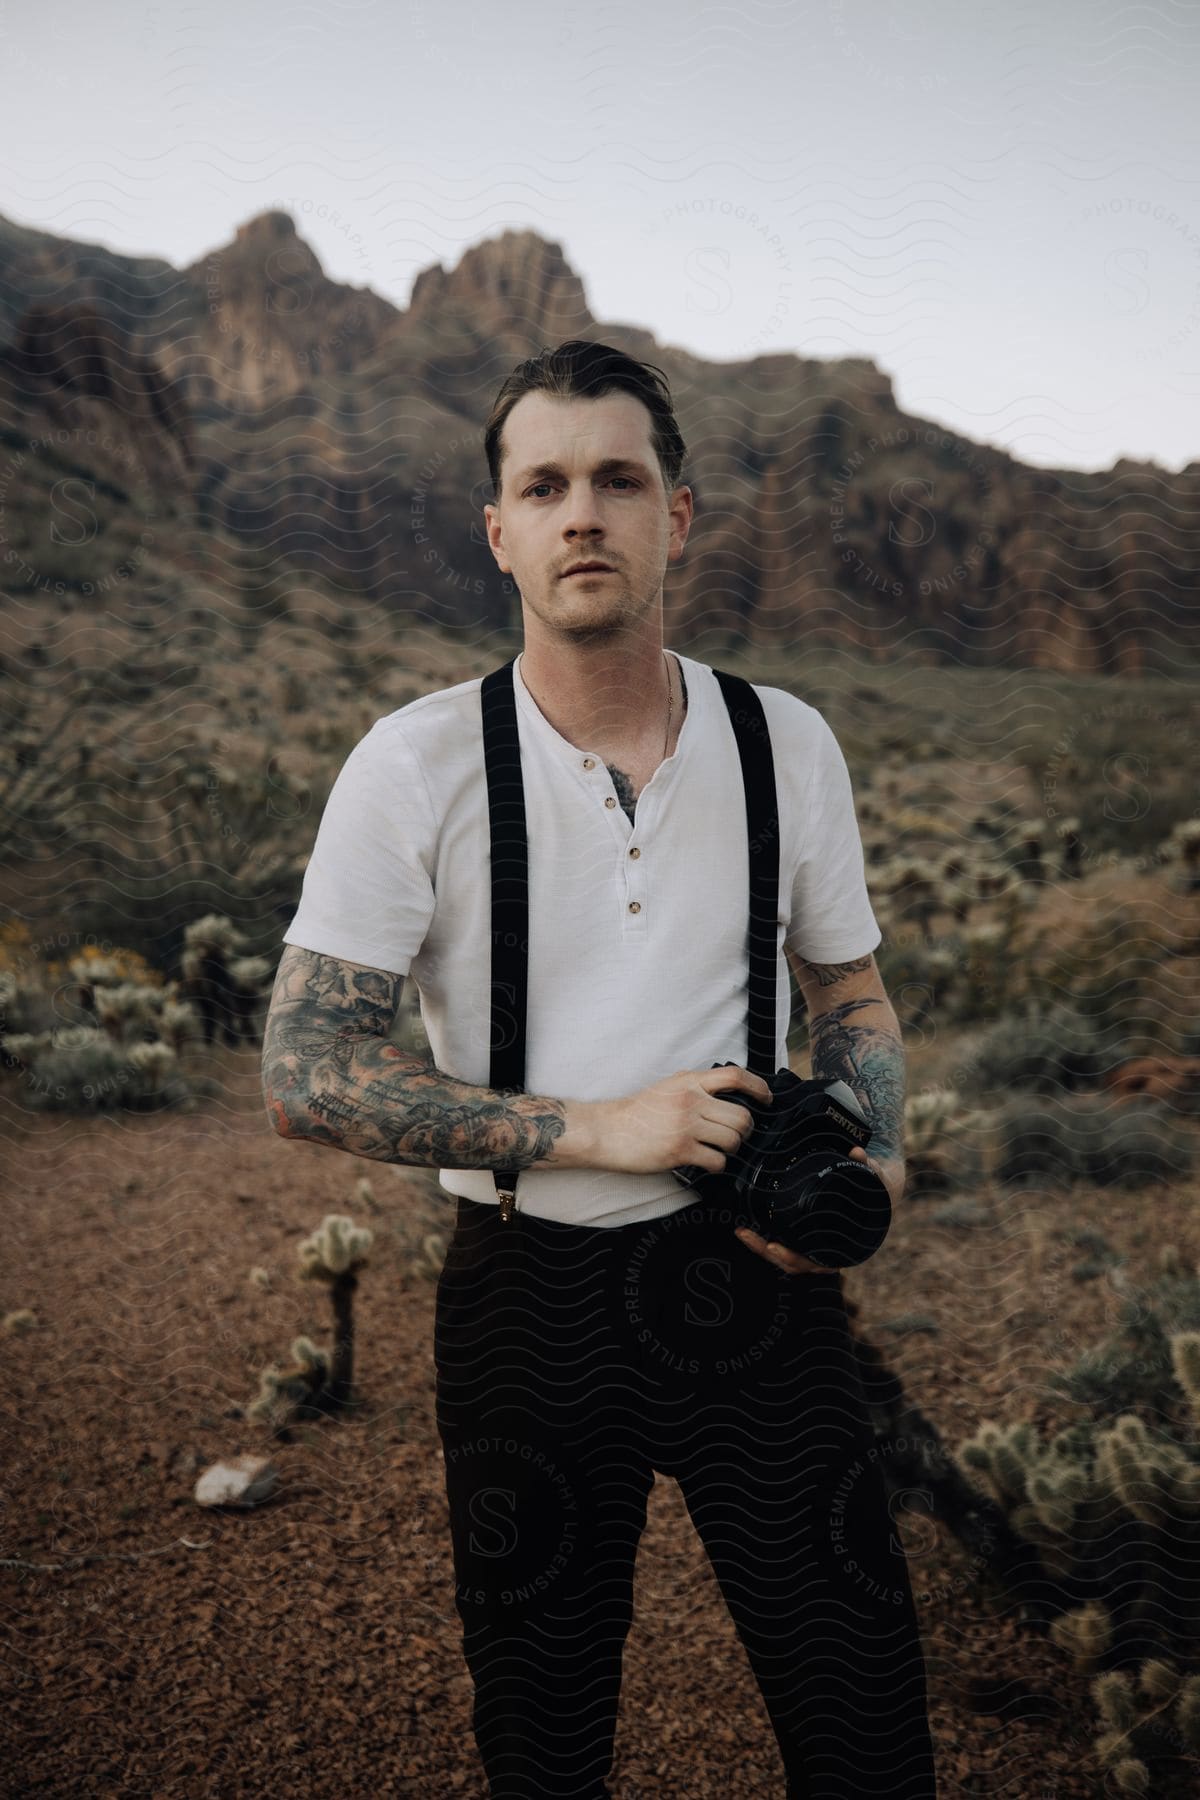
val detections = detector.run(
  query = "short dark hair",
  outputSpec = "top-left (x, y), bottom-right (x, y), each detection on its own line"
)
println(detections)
top-left (483, 338), bottom-right (687, 502)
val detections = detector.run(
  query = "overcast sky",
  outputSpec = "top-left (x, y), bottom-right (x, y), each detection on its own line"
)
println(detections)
top-left (2, 0), bottom-right (1198, 473)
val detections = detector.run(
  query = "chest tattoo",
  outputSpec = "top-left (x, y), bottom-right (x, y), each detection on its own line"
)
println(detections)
top-left (606, 764), bottom-right (637, 824)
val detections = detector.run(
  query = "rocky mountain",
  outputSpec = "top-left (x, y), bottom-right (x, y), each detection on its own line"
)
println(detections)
top-left (1, 207), bottom-right (1198, 673)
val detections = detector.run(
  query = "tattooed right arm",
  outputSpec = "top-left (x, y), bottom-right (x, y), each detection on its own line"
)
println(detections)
top-left (263, 946), bottom-right (777, 1178)
top-left (261, 945), bottom-right (600, 1171)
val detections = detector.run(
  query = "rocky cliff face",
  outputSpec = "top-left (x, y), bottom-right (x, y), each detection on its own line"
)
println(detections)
top-left (1, 208), bottom-right (1196, 673)
top-left (407, 230), bottom-right (594, 351)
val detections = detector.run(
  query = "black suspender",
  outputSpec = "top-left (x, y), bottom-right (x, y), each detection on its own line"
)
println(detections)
top-left (479, 661), bottom-right (531, 1224)
top-left (711, 668), bottom-right (780, 1082)
top-left (479, 657), bottom-right (780, 1221)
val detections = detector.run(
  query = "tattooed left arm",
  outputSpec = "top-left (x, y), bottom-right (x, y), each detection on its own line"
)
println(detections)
top-left (786, 949), bottom-right (906, 1205)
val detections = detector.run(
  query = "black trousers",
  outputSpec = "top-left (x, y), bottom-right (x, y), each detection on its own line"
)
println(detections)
top-left (434, 1191), bottom-right (938, 1799)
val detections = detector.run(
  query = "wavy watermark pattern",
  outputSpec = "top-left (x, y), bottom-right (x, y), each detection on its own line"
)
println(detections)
top-left (0, 427), bottom-right (156, 597)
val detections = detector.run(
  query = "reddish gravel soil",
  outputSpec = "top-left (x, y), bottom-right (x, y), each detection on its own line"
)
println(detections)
top-left (2, 1044), bottom-right (1199, 1798)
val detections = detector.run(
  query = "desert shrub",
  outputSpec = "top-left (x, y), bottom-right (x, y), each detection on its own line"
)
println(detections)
top-left (1160, 817), bottom-right (1200, 892)
top-left (1082, 1101), bottom-right (1194, 1188)
top-left (16, 1034), bottom-right (191, 1112)
top-left (871, 939), bottom-right (960, 1038)
top-left (874, 911), bottom-right (1031, 1032)
top-left (0, 694), bottom-right (315, 971)
top-left (928, 1196), bottom-right (991, 1229)
top-left (995, 1095), bottom-right (1192, 1189)
top-left (1086, 1660), bottom-right (1200, 1792)
top-left (1014, 704), bottom-right (1198, 870)
top-left (1046, 1246), bottom-right (1200, 1425)
top-left (1025, 906), bottom-right (1172, 1053)
top-left (876, 1311), bottom-right (940, 1337)
top-left (0, 937), bottom-right (199, 1112)
top-left (994, 1097), bottom-right (1091, 1186)
top-left (949, 920), bottom-right (1027, 1021)
top-left (968, 1004), bottom-right (1129, 1097)
top-left (955, 1357), bottom-right (1200, 1743)
top-left (903, 1089), bottom-right (987, 1193)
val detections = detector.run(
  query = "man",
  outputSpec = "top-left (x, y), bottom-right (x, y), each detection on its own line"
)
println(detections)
top-left (262, 340), bottom-right (937, 1798)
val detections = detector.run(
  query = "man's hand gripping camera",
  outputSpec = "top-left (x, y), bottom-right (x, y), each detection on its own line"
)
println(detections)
top-left (672, 1066), bottom-right (893, 1270)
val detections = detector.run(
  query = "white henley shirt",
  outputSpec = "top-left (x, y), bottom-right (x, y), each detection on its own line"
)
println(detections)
top-left (281, 650), bottom-right (881, 1227)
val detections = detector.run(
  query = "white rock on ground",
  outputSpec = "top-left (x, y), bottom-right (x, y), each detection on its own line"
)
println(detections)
top-left (194, 1455), bottom-right (279, 1508)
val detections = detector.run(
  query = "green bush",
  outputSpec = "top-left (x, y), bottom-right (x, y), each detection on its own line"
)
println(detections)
top-left (1025, 906), bottom-right (1171, 1053)
top-left (969, 1004), bottom-right (1129, 1097)
top-left (995, 1095), bottom-right (1192, 1189)
top-left (17, 1034), bottom-right (191, 1112)
top-left (1084, 1101), bottom-right (1194, 1189)
top-left (994, 1098), bottom-right (1090, 1185)
top-left (0, 942), bottom-right (200, 1113)
top-left (1047, 1247), bottom-right (1200, 1424)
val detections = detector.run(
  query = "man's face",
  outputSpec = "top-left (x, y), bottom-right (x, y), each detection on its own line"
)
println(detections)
top-left (483, 389), bottom-right (692, 644)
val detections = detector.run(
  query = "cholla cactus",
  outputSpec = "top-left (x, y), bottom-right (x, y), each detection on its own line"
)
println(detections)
top-left (968, 806), bottom-right (1009, 841)
top-left (1137, 1659), bottom-right (1183, 1704)
top-left (292, 1334), bottom-right (329, 1375)
top-left (226, 955), bottom-right (271, 993)
top-left (69, 954), bottom-right (124, 988)
top-left (974, 865), bottom-right (1018, 901)
top-left (1095, 1413), bottom-right (1200, 1525)
top-left (1098, 1752), bottom-right (1149, 1794)
top-left (1050, 1600), bottom-right (1113, 1671)
top-left (1161, 818), bottom-right (1200, 892)
top-left (932, 853), bottom-right (975, 924)
top-left (957, 1418), bottom-right (1037, 1511)
top-left (1013, 824), bottom-right (1047, 883)
top-left (298, 1214), bottom-right (373, 1281)
top-left (92, 981), bottom-right (170, 1041)
top-left (353, 1175), bottom-right (380, 1216)
top-left (416, 1232), bottom-right (448, 1278)
top-left (68, 946), bottom-right (161, 990)
top-left (127, 1041), bottom-right (178, 1088)
top-left (1179, 1675), bottom-right (1200, 1742)
top-left (0, 935), bottom-right (195, 1109)
top-left (904, 1089), bottom-right (983, 1193)
top-left (180, 916), bottom-right (265, 1046)
top-left (247, 1335), bottom-right (331, 1435)
top-left (1085, 1659), bottom-right (1200, 1790)
top-left (1169, 1332), bottom-right (1200, 1429)
top-left (158, 998), bottom-right (199, 1051)
top-left (295, 1212), bottom-right (373, 1411)
top-left (1094, 1669), bottom-right (1139, 1734)
top-left (1056, 815), bottom-right (1084, 879)
top-left (182, 913), bottom-right (245, 963)
top-left (0, 1031), bottom-right (53, 1067)
top-left (960, 1401), bottom-right (1200, 1707)
top-left (876, 856), bottom-right (944, 937)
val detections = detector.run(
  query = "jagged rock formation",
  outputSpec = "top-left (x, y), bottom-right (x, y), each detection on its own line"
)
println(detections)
top-left (1, 207), bottom-right (1197, 670)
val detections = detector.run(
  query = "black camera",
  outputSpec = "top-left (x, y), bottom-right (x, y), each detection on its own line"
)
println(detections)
top-left (671, 1065), bottom-right (893, 1269)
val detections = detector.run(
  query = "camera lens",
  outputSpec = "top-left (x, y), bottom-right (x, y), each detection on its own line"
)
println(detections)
top-left (761, 1153), bottom-right (891, 1268)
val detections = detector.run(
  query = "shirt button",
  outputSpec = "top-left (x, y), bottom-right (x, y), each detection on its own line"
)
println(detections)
top-left (628, 901), bottom-right (641, 914)
top-left (582, 757), bottom-right (595, 770)
top-left (604, 795), bottom-right (617, 808)
top-left (629, 847), bottom-right (640, 859)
